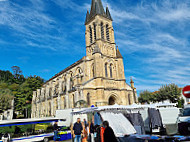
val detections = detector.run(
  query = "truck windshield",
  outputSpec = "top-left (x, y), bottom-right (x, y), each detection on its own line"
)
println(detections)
top-left (183, 108), bottom-right (190, 116)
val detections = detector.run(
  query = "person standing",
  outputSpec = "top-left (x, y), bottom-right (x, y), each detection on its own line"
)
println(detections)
top-left (82, 122), bottom-right (88, 142)
top-left (103, 121), bottom-right (117, 142)
top-left (83, 119), bottom-right (88, 130)
top-left (2, 133), bottom-right (10, 142)
top-left (90, 120), bottom-right (95, 142)
top-left (73, 118), bottom-right (83, 142)
top-left (53, 122), bottom-right (59, 142)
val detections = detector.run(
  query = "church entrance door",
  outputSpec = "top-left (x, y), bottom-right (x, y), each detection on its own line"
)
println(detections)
top-left (108, 96), bottom-right (116, 105)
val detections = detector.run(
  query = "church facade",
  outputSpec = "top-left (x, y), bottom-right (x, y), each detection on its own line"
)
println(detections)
top-left (31, 0), bottom-right (138, 118)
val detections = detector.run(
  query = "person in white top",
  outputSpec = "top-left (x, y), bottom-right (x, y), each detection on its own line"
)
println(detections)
top-left (2, 133), bottom-right (10, 142)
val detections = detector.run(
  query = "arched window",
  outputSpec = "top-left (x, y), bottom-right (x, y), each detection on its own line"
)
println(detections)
top-left (101, 22), bottom-right (104, 39)
top-left (49, 87), bottom-right (52, 97)
top-left (73, 94), bottom-right (75, 108)
top-left (110, 64), bottom-right (113, 78)
top-left (78, 68), bottom-right (81, 74)
top-left (87, 93), bottom-right (90, 106)
top-left (106, 24), bottom-right (110, 41)
top-left (49, 102), bottom-right (51, 116)
top-left (89, 26), bottom-right (92, 44)
top-left (44, 89), bottom-right (46, 99)
top-left (64, 96), bottom-right (66, 109)
top-left (70, 73), bottom-right (73, 90)
top-left (92, 64), bottom-right (95, 77)
top-left (78, 68), bottom-right (83, 82)
top-left (93, 23), bottom-right (96, 41)
top-left (105, 63), bottom-right (108, 77)
top-left (56, 99), bottom-right (58, 109)
top-left (63, 76), bottom-right (67, 93)
top-left (128, 94), bottom-right (131, 105)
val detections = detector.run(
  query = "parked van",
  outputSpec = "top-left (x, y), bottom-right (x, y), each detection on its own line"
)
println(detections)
top-left (178, 105), bottom-right (190, 135)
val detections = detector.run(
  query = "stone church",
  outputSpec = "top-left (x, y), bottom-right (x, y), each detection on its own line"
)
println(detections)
top-left (31, 0), bottom-right (138, 118)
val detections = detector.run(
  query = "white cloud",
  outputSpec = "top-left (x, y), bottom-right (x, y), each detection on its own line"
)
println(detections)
top-left (0, 0), bottom-right (72, 51)
top-left (0, 0), bottom-right (189, 92)
top-left (113, 0), bottom-right (190, 93)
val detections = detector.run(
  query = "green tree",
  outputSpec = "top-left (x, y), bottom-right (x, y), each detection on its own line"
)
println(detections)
top-left (138, 90), bottom-right (153, 104)
top-left (139, 84), bottom-right (182, 107)
top-left (14, 76), bottom-right (44, 117)
top-left (11, 66), bottom-right (22, 76)
top-left (0, 70), bottom-right (15, 83)
top-left (11, 66), bottom-right (25, 84)
top-left (157, 84), bottom-right (181, 103)
top-left (0, 68), bottom-right (44, 118)
top-left (0, 89), bottom-right (14, 113)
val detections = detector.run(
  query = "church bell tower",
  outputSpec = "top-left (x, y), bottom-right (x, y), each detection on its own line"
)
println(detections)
top-left (85, 0), bottom-right (117, 58)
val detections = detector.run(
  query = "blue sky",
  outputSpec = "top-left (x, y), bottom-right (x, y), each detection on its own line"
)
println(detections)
top-left (0, 0), bottom-right (190, 93)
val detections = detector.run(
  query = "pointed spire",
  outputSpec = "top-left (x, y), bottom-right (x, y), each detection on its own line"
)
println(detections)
top-left (85, 0), bottom-right (113, 24)
top-left (90, 0), bottom-right (96, 17)
top-left (85, 10), bottom-right (90, 24)
top-left (116, 46), bottom-right (123, 58)
top-left (130, 77), bottom-right (135, 89)
top-left (95, 0), bottom-right (106, 15)
top-left (106, 6), bottom-right (113, 21)
top-left (130, 77), bottom-right (134, 84)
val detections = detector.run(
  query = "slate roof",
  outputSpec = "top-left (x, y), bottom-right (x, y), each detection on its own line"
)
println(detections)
top-left (116, 47), bottom-right (123, 58)
top-left (85, 0), bottom-right (113, 24)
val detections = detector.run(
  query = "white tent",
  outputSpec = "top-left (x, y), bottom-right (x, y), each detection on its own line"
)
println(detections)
top-left (100, 112), bottom-right (136, 137)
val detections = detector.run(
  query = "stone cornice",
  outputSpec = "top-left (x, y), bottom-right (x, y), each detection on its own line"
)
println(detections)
top-left (82, 87), bottom-right (132, 91)
top-left (82, 77), bottom-right (126, 86)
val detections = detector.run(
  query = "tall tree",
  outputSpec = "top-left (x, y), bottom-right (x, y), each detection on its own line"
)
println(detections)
top-left (0, 68), bottom-right (44, 118)
top-left (0, 70), bottom-right (14, 83)
top-left (14, 76), bottom-right (44, 117)
top-left (0, 88), bottom-right (14, 113)
top-left (11, 66), bottom-right (22, 76)
top-left (11, 66), bottom-right (25, 84)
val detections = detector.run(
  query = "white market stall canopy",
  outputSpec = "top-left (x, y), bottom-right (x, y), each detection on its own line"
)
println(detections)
top-left (72, 103), bottom-right (177, 114)
top-left (0, 117), bottom-right (62, 127)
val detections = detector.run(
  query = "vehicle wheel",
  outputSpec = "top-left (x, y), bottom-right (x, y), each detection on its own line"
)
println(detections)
top-left (44, 137), bottom-right (49, 142)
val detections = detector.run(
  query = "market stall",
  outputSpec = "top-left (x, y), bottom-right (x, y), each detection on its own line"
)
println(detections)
top-left (71, 103), bottom-right (187, 142)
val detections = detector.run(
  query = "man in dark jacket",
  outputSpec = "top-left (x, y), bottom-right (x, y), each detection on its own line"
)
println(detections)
top-left (73, 118), bottom-right (83, 142)
top-left (103, 121), bottom-right (117, 142)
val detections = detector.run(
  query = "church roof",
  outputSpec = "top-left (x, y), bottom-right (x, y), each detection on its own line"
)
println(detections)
top-left (106, 7), bottom-right (113, 21)
top-left (85, 0), bottom-right (113, 24)
top-left (85, 10), bottom-right (90, 24)
top-left (116, 47), bottom-right (123, 58)
top-left (44, 57), bottom-right (84, 84)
